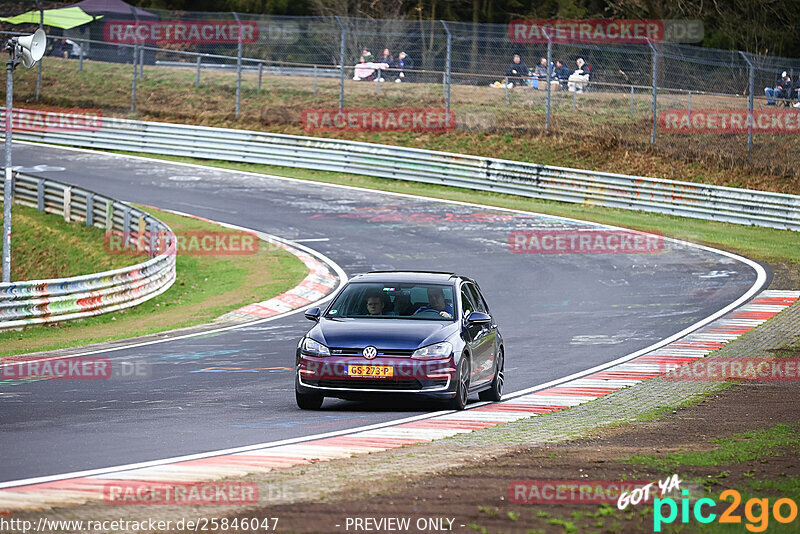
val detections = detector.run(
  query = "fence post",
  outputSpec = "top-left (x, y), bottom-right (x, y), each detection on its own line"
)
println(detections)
top-left (313, 65), bottom-right (318, 94)
top-left (138, 47), bottom-right (144, 79)
top-left (504, 76), bottom-right (509, 105)
top-left (232, 12), bottom-right (243, 119)
top-left (335, 16), bottom-right (345, 111)
top-left (131, 45), bottom-right (137, 113)
top-left (195, 56), bottom-right (201, 86)
top-left (739, 51), bottom-right (754, 160)
top-left (35, 0), bottom-right (43, 101)
top-left (258, 62), bottom-right (263, 91)
top-left (648, 41), bottom-right (658, 146)
top-left (545, 38), bottom-right (552, 130)
top-left (441, 21), bottom-right (452, 118)
top-left (629, 85), bottom-right (634, 119)
top-left (78, 40), bottom-right (84, 72)
top-left (687, 90), bottom-right (692, 119)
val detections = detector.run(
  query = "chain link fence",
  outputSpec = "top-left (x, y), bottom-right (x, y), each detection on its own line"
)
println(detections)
top-left (1, 8), bottom-right (799, 177)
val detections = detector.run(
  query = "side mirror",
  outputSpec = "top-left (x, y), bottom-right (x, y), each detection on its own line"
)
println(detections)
top-left (304, 307), bottom-right (321, 322)
top-left (466, 311), bottom-right (491, 325)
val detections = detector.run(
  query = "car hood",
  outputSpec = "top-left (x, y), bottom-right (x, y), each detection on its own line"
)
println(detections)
top-left (309, 318), bottom-right (457, 350)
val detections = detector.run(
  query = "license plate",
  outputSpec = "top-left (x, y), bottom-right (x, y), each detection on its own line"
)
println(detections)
top-left (347, 365), bottom-right (393, 377)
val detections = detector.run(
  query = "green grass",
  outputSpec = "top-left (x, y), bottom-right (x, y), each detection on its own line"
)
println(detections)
top-left (0, 205), bottom-right (308, 357)
top-left (112, 151), bottom-right (800, 265)
top-left (0, 202), bottom-right (132, 281)
top-left (628, 423), bottom-right (800, 470)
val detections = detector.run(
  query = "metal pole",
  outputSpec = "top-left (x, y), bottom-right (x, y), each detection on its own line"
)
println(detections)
top-left (195, 56), bottom-right (201, 86)
top-left (78, 40), bottom-right (84, 72)
top-left (545, 39), bottom-right (552, 130)
top-left (572, 88), bottom-right (576, 110)
top-left (441, 21), bottom-right (451, 117)
top-left (687, 90), bottom-right (691, 120)
top-left (629, 85), bottom-right (634, 119)
top-left (648, 41), bottom-right (658, 146)
top-left (739, 51), bottom-right (754, 159)
top-left (131, 45), bottom-right (137, 113)
top-left (232, 12), bottom-right (242, 119)
top-left (35, 0), bottom-right (42, 102)
top-left (313, 65), bottom-right (317, 94)
top-left (138, 47), bottom-right (144, 79)
top-left (258, 62), bottom-right (263, 91)
top-left (2, 56), bottom-right (13, 282)
top-left (377, 71), bottom-right (381, 95)
top-left (504, 76), bottom-right (509, 105)
top-left (335, 16), bottom-right (345, 111)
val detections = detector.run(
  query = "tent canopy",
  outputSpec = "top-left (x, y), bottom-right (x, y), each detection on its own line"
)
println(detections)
top-left (72, 0), bottom-right (158, 19)
top-left (0, 7), bottom-right (101, 30)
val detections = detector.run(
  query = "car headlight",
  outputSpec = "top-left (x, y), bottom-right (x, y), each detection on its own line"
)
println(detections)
top-left (411, 341), bottom-right (453, 360)
top-left (302, 337), bottom-right (330, 356)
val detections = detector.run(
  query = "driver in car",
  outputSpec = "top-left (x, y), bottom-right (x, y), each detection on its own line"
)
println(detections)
top-left (413, 287), bottom-right (454, 319)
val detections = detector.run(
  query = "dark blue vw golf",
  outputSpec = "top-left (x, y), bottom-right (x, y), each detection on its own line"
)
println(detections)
top-left (295, 271), bottom-right (504, 410)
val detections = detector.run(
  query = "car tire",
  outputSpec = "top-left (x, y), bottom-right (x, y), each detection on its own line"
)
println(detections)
top-left (479, 348), bottom-right (504, 402)
top-left (446, 357), bottom-right (470, 410)
top-left (296, 389), bottom-right (324, 410)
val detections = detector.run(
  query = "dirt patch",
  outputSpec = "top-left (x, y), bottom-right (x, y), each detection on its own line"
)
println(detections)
top-left (242, 381), bottom-right (800, 533)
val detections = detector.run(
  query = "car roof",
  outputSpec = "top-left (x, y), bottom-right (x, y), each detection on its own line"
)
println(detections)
top-left (350, 271), bottom-right (465, 284)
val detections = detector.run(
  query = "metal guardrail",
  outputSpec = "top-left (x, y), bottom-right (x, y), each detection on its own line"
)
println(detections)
top-left (6, 114), bottom-right (800, 231)
top-left (0, 172), bottom-right (176, 330)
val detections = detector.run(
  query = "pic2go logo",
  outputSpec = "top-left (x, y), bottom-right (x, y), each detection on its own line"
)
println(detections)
top-left (654, 489), bottom-right (798, 532)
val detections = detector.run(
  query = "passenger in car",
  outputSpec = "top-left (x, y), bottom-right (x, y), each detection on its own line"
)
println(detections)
top-left (413, 288), bottom-right (454, 319)
top-left (364, 290), bottom-right (396, 316)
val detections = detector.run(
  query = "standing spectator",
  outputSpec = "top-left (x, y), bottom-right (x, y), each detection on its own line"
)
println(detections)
top-left (392, 51), bottom-right (413, 83)
top-left (504, 54), bottom-right (529, 88)
top-left (765, 72), bottom-right (792, 105)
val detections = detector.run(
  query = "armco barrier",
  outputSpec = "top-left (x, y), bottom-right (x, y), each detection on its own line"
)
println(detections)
top-left (0, 172), bottom-right (176, 330)
top-left (3, 113), bottom-right (799, 231)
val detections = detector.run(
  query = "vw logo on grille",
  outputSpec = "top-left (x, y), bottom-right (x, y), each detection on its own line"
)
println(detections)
top-left (362, 346), bottom-right (378, 360)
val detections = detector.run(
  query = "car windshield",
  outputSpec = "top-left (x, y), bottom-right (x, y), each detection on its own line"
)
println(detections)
top-left (325, 282), bottom-right (456, 321)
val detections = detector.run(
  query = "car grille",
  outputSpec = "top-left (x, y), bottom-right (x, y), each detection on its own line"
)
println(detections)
top-left (329, 347), bottom-right (414, 358)
top-left (308, 379), bottom-right (448, 390)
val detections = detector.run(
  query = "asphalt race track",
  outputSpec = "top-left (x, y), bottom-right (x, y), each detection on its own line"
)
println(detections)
top-left (0, 143), bottom-right (765, 485)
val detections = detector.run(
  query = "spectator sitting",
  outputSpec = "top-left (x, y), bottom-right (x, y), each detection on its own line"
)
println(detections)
top-left (504, 54), bottom-right (529, 88)
top-left (794, 77), bottom-right (800, 108)
top-left (765, 71), bottom-right (792, 105)
top-left (554, 60), bottom-right (571, 90)
top-left (533, 57), bottom-right (549, 79)
top-left (353, 55), bottom-right (380, 81)
top-left (392, 51), bottom-right (413, 83)
top-left (360, 48), bottom-right (374, 63)
top-left (64, 39), bottom-right (83, 58)
top-left (567, 57), bottom-right (590, 93)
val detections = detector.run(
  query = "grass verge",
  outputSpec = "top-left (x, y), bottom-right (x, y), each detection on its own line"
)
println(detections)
top-left (114, 151), bottom-right (800, 265)
top-left (0, 205), bottom-right (308, 357)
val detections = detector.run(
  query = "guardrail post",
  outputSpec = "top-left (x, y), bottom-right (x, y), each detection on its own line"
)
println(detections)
top-left (63, 186), bottom-right (72, 222)
top-left (137, 215), bottom-right (146, 252)
top-left (313, 65), bottom-right (318, 94)
top-left (335, 16), bottom-right (345, 111)
top-left (258, 62), bottom-right (263, 91)
top-left (148, 219), bottom-right (157, 258)
top-left (629, 85), bottom-right (634, 119)
top-left (648, 40), bottom-right (658, 146)
top-left (232, 12), bottom-right (243, 119)
top-left (195, 56), bottom-right (201, 87)
top-left (739, 51), bottom-right (754, 161)
top-left (545, 38), bottom-right (552, 130)
top-left (131, 45), bottom-right (137, 113)
top-left (86, 192), bottom-right (94, 227)
top-left (123, 207), bottom-right (131, 245)
top-left (105, 201), bottom-right (114, 234)
top-left (37, 179), bottom-right (44, 212)
top-left (441, 21), bottom-right (452, 117)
